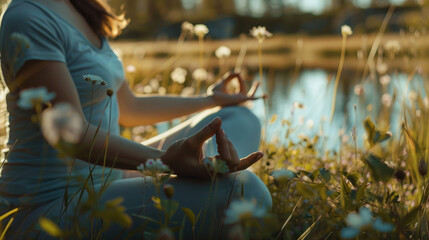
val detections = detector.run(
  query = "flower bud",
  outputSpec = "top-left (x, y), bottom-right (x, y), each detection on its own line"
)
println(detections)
top-left (419, 159), bottom-right (427, 177)
top-left (106, 89), bottom-right (113, 97)
top-left (157, 228), bottom-right (175, 240)
top-left (394, 169), bottom-right (406, 181)
top-left (163, 184), bottom-right (174, 199)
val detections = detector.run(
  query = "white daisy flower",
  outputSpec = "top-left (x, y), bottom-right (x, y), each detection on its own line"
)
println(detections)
top-left (341, 25), bottom-right (353, 36)
top-left (41, 103), bottom-right (84, 145)
top-left (18, 87), bottom-right (55, 110)
top-left (224, 200), bottom-right (268, 224)
top-left (192, 68), bottom-right (208, 82)
top-left (194, 24), bottom-right (209, 38)
top-left (250, 26), bottom-right (272, 43)
top-left (171, 67), bottom-right (187, 84)
top-left (215, 46), bottom-right (231, 59)
top-left (270, 168), bottom-right (295, 184)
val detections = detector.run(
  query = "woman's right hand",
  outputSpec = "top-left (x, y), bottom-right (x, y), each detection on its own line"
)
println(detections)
top-left (161, 118), bottom-right (263, 179)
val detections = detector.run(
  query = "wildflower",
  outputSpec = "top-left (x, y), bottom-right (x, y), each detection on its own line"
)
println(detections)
top-left (224, 200), bottom-right (268, 224)
top-left (163, 184), bottom-right (174, 199)
top-left (203, 157), bottom-right (229, 175)
top-left (418, 159), bottom-right (427, 176)
top-left (126, 65), bottom-right (136, 73)
top-left (149, 79), bottom-right (160, 91)
top-left (381, 94), bottom-right (392, 107)
top-left (170, 67), bottom-right (187, 84)
top-left (215, 46), bottom-right (231, 59)
top-left (384, 40), bottom-right (401, 53)
top-left (341, 207), bottom-right (394, 239)
top-left (41, 103), bottom-right (84, 145)
top-left (181, 87), bottom-right (194, 97)
top-left (82, 74), bottom-right (107, 86)
top-left (376, 63), bottom-right (388, 75)
top-left (341, 25), bottom-right (353, 36)
top-left (270, 168), bottom-right (295, 184)
top-left (157, 228), bottom-right (175, 240)
top-left (306, 119), bottom-right (314, 129)
top-left (137, 158), bottom-right (171, 178)
top-left (293, 102), bottom-right (304, 109)
top-left (354, 84), bottom-right (364, 96)
top-left (341, 207), bottom-right (372, 238)
top-left (250, 26), bottom-right (272, 43)
top-left (408, 91), bottom-right (418, 102)
top-left (379, 75), bottom-right (391, 86)
top-left (194, 24), bottom-right (209, 38)
top-left (416, 109), bottom-right (421, 117)
top-left (143, 85), bottom-right (152, 94)
top-left (181, 21), bottom-right (194, 35)
top-left (158, 87), bottom-right (167, 95)
top-left (18, 87), bottom-right (55, 110)
top-left (106, 89), bottom-right (113, 97)
top-left (373, 218), bottom-right (395, 232)
top-left (192, 68), bottom-right (208, 82)
top-left (10, 32), bottom-right (30, 48)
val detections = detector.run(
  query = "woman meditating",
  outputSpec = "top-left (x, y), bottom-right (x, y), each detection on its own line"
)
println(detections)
top-left (0, 0), bottom-right (271, 238)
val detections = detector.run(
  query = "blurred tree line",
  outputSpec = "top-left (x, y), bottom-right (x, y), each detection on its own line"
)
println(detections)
top-left (108, 0), bottom-right (423, 39)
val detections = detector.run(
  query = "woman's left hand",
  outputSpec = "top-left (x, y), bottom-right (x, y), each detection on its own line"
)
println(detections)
top-left (207, 72), bottom-right (262, 107)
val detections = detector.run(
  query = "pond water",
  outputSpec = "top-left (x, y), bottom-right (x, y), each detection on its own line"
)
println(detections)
top-left (251, 68), bottom-right (426, 151)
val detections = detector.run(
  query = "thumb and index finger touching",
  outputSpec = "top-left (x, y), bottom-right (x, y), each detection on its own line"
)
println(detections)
top-left (188, 117), bottom-right (263, 171)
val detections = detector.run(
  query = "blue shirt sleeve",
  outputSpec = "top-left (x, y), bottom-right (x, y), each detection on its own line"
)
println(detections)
top-left (0, 2), bottom-right (67, 79)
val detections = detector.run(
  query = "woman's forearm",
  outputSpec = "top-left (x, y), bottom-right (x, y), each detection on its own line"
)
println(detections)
top-left (119, 94), bottom-right (217, 127)
top-left (71, 121), bottom-right (165, 170)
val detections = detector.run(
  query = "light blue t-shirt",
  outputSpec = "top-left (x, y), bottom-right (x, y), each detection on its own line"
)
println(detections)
top-left (0, 0), bottom-right (125, 205)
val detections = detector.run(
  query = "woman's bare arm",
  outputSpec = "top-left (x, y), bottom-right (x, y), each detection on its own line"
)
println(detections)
top-left (117, 73), bottom-right (258, 127)
top-left (117, 81), bottom-right (216, 127)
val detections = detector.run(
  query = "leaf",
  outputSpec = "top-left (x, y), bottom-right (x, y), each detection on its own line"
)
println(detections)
top-left (373, 130), bottom-right (392, 144)
top-left (363, 154), bottom-right (395, 183)
top-left (152, 196), bottom-right (162, 211)
top-left (319, 168), bottom-right (331, 182)
top-left (299, 170), bottom-right (314, 181)
top-left (364, 117), bottom-right (375, 146)
top-left (340, 176), bottom-right (351, 210)
top-left (161, 199), bottom-right (179, 218)
top-left (182, 208), bottom-right (196, 226)
top-left (344, 172), bottom-right (361, 187)
top-left (39, 217), bottom-right (62, 237)
top-left (296, 182), bottom-right (316, 198)
top-left (132, 214), bottom-right (162, 226)
top-left (364, 117), bottom-right (392, 146)
top-left (355, 181), bottom-right (367, 203)
top-left (403, 206), bottom-right (421, 226)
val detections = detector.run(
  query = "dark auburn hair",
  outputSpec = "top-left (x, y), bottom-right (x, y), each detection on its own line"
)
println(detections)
top-left (69, 0), bottom-right (128, 38)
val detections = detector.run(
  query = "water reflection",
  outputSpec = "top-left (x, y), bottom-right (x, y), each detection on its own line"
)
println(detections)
top-left (253, 69), bottom-right (427, 151)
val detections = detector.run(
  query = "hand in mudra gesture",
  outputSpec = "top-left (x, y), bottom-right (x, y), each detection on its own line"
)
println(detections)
top-left (161, 118), bottom-right (263, 179)
top-left (208, 72), bottom-right (262, 107)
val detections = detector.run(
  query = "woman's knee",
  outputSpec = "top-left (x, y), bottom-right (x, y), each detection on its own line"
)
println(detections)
top-left (218, 106), bottom-right (261, 131)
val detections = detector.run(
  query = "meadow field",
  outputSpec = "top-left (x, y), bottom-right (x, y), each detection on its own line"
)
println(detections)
top-left (1, 5), bottom-right (429, 239)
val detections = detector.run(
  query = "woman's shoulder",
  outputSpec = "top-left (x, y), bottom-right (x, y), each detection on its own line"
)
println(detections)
top-left (2, 0), bottom-right (60, 29)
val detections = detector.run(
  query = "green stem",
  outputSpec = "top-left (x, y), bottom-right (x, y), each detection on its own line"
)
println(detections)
top-left (330, 35), bottom-right (347, 123)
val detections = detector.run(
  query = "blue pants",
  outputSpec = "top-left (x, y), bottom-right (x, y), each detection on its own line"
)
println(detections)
top-left (6, 106), bottom-right (272, 239)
